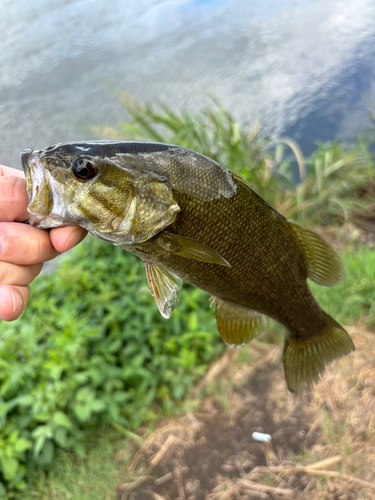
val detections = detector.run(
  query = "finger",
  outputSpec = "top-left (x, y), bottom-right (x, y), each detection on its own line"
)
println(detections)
top-left (0, 223), bottom-right (59, 265)
top-left (0, 174), bottom-right (29, 222)
top-left (0, 165), bottom-right (25, 179)
top-left (0, 285), bottom-right (30, 321)
top-left (0, 262), bottom-right (43, 286)
top-left (50, 226), bottom-right (88, 253)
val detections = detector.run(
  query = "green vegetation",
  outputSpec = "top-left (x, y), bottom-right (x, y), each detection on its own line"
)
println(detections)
top-left (310, 245), bottom-right (375, 328)
top-left (1, 98), bottom-right (374, 496)
top-left (0, 238), bottom-right (222, 495)
top-left (95, 95), bottom-right (374, 225)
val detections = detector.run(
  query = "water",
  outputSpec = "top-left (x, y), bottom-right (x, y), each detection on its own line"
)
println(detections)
top-left (1, 0), bottom-right (375, 169)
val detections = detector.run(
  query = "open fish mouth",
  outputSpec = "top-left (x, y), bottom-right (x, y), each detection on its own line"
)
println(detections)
top-left (21, 149), bottom-right (43, 203)
top-left (20, 148), bottom-right (76, 228)
top-left (21, 149), bottom-right (51, 226)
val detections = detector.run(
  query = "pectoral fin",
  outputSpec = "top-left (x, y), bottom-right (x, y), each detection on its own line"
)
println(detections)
top-left (215, 299), bottom-right (266, 347)
top-left (144, 262), bottom-right (183, 319)
top-left (158, 232), bottom-right (231, 267)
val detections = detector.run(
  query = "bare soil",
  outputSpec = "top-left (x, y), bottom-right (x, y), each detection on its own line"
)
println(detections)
top-left (115, 325), bottom-right (375, 500)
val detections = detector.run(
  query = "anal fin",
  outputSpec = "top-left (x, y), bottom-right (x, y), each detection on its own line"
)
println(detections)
top-left (215, 299), bottom-right (266, 347)
top-left (144, 262), bottom-right (183, 319)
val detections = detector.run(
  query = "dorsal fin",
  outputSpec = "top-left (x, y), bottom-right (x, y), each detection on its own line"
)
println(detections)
top-left (230, 171), bottom-right (276, 211)
top-left (215, 299), bottom-right (266, 347)
top-left (229, 171), bottom-right (252, 191)
top-left (288, 221), bottom-right (344, 287)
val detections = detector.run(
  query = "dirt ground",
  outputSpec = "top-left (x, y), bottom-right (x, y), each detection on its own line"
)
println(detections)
top-left (115, 324), bottom-right (375, 500)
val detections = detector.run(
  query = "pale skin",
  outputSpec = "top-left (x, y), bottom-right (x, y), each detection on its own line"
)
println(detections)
top-left (0, 165), bottom-right (87, 321)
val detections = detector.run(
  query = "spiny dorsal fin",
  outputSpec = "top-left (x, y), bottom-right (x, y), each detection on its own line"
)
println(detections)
top-left (283, 317), bottom-right (354, 392)
top-left (230, 171), bottom-right (252, 190)
top-left (158, 232), bottom-right (231, 267)
top-left (288, 221), bottom-right (344, 287)
top-left (230, 171), bottom-right (275, 210)
top-left (144, 262), bottom-right (183, 318)
top-left (215, 299), bottom-right (266, 347)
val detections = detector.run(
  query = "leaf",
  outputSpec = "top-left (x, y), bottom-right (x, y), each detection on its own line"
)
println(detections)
top-left (15, 479), bottom-right (27, 491)
top-left (0, 403), bottom-right (10, 418)
top-left (54, 428), bottom-right (68, 448)
top-left (8, 430), bottom-right (18, 444)
top-left (16, 394), bottom-right (34, 406)
top-left (73, 442), bottom-right (86, 458)
top-left (188, 312), bottom-right (199, 331)
top-left (37, 440), bottom-right (54, 465)
top-left (75, 387), bottom-right (95, 402)
top-left (72, 403), bottom-right (91, 422)
top-left (32, 425), bottom-right (53, 459)
top-left (52, 411), bottom-right (73, 429)
top-left (108, 401), bottom-right (120, 422)
top-left (33, 435), bottom-right (47, 460)
top-left (32, 425), bottom-right (52, 439)
top-left (14, 439), bottom-right (32, 454)
top-left (35, 412), bottom-right (50, 422)
top-left (0, 456), bottom-right (19, 481)
top-left (90, 400), bottom-right (107, 413)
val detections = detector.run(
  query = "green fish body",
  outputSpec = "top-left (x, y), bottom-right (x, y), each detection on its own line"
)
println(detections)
top-left (21, 141), bottom-right (354, 391)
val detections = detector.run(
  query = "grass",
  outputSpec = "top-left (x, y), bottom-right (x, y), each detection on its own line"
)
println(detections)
top-left (310, 244), bottom-right (375, 327)
top-left (26, 430), bottom-right (120, 500)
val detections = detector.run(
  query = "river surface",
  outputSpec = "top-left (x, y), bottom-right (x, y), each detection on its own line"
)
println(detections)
top-left (1, 0), bottom-right (375, 168)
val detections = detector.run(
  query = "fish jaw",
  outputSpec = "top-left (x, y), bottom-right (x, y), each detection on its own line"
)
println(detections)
top-left (21, 149), bottom-right (77, 228)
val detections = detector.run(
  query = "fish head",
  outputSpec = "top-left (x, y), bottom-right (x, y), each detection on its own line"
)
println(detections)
top-left (21, 143), bottom-right (180, 245)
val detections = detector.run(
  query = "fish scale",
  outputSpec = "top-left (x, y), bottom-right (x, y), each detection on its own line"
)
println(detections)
top-left (138, 185), bottom-right (324, 334)
top-left (21, 140), bottom-right (354, 391)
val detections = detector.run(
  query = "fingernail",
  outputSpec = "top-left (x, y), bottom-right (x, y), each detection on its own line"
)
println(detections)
top-left (77, 227), bottom-right (87, 243)
top-left (0, 233), bottom-right (6, 256)
top-left (11, 289), bottom-right (23, 315)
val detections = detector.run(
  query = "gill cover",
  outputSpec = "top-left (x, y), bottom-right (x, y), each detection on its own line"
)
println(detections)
top-left (116, 175), bottom-right (181, 244)
top-left (67, 169), bottom-right (181, 245)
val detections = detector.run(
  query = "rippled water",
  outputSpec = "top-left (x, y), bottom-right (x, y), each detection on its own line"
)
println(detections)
top-left (1, 0), bottom-right (375, 168)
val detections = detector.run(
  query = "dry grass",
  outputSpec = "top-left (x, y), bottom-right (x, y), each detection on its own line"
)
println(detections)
top-left (115, 325), bottom-right (375, 500)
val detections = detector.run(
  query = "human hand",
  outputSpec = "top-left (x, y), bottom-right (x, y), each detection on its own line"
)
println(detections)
top-left (0, 165), bottom-right (87, 321)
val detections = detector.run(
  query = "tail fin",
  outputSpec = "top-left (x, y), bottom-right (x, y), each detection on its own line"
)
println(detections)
top-left (283, 317), bottom-right (354, 392)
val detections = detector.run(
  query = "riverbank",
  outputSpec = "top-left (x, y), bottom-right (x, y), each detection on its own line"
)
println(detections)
top-left (116, 323), bottom-right (375, 500)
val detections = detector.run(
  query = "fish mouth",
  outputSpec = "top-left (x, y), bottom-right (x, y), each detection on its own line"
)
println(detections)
top-left (21, 149), bottom-right (43, 202)
top-left (21, 149), bottom-right (51, 226)
top-left (21, 149), bottom-right (35, 202)
top-left (20, 148), bottom-right (76, 228)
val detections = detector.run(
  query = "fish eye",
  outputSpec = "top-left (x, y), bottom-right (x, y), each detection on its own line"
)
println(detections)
top-left (72, 159), bottom-right (97, 181)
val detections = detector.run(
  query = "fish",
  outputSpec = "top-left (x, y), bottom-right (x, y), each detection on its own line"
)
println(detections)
top-left (21, 140), bottom-right (354, 392)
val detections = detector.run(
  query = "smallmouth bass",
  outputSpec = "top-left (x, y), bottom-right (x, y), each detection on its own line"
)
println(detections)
top-left (21, 140), bottom-right (354, 391)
